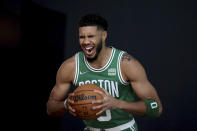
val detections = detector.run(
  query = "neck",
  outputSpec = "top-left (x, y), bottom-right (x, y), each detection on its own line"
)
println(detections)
top-left (88, 45), bottom-right (112, 69)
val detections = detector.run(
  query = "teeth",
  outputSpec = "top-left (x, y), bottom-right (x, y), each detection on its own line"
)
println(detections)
top-left (85, 47), bottom-right (93, 50)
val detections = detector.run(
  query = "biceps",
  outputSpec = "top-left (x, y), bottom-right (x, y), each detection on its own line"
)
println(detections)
top-left (131, 80), bottom-right (159, 100)
top-left (49, 82), bottom-right (71, 101)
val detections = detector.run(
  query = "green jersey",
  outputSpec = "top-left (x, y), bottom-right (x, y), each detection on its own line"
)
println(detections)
top-left (73, 47), bottom-right (138, 130)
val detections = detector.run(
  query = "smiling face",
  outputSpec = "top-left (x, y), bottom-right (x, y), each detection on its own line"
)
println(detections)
top-left (79, 26), bottom-right (107, 61)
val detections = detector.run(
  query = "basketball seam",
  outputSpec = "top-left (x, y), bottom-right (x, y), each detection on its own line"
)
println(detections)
top-left (73, 90), bottom-right (103, 99)
top-left (72, 103), bottom-right (92, 106)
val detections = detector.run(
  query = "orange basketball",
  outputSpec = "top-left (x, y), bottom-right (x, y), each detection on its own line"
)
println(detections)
top-left (70, 84), bottom-right (104, 120)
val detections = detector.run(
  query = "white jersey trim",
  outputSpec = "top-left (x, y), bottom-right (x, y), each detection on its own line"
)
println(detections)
top-left (84, 47), bottom-right (115, 72)
top-left (73, 53), bottom-right (79, 85)
top-left (117, 51), bottom-right (129, 85)
top-left (86, 118), bottom-right (136, 131)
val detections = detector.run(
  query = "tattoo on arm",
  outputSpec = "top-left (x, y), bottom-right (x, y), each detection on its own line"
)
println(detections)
top-left (121, 52), bottom-right (134, 61)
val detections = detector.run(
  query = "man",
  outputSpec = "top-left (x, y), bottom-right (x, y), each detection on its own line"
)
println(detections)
top-left (47, 14), bottom-right (162, 131)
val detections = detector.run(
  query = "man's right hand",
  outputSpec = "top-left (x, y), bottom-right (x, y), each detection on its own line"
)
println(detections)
top-left (66, 93), bottom-right (77, 116)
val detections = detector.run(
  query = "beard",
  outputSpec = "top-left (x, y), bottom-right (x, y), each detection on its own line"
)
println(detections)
top-left (86, 40), bottom-right (102, 62)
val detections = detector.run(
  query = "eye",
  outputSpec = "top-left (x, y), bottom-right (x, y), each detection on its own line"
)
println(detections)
top-left (79, 36), bottom-right (85, 39)
top-left (88, 35), bottom-right (95, 38)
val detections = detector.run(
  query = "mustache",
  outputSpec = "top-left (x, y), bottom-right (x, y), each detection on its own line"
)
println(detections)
top-left (81, 43), bottom-right (94, 46)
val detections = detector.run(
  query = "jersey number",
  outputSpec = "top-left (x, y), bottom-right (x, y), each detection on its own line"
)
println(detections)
top-left (97, 110), bottom-right (111, 121)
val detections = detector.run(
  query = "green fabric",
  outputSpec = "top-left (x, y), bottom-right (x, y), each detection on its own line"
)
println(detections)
top-left (143, 99), bottom-right (159, 118)
top-left (84, 122), bottom-right (138, 131)
top-left (74, 47), bottom-right (137, 130)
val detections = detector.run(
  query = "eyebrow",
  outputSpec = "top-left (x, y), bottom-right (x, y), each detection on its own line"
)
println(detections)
top-left (79, 35), bottom-right (95, 38)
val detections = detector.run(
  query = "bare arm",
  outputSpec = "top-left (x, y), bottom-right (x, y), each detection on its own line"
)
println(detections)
top-left (93, 52), bottom-right (162, 117)
top-left (46, 56), bottom-right (75, 117)
top-left (118, 52), bottom-right (162, 116)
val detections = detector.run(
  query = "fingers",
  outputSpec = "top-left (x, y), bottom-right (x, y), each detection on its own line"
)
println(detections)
top-left (67, 93), bottom-right (75, 104)
top-left (93, 89), bottom-right (104, 95)
top-left (92, 99), bottom-right (103, 104)
top-left (92, 103), bottom-right (106, 116)
top-left (68, 93), bottom-right (75, 99)
top-left (67, 103), bottom-right (77, 116)
top-left (92, 102), bottom-right (108, 112)
top-left (68, 104), bottom-right (75, 112)
top-left (66, 93), bottom-right (77, 116)
top-left (96, 108), bottom-right (106, 116)
top-left (67, 98), bottom-right (74, 105)
top-left (94, 88), bottom-right (109, 96)
top-left (101, 88), bottom-right (109, 94)
top-left (69, 110), bottom-right (77, 116)
top-left (92, 104), bottom-right (103, 110)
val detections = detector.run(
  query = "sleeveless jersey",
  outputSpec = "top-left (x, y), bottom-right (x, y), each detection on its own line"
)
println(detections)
top-left (73, 47), bottom-right (137, 129)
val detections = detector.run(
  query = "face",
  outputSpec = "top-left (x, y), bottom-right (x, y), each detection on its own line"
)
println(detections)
top-left (79, 26), bottom-right (106, 61)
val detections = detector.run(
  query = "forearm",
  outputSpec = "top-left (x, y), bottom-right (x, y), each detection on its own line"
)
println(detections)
top-left (117, 100), bottom-right (147, 116)
top-left (46, 99), bottom-right (66, 117)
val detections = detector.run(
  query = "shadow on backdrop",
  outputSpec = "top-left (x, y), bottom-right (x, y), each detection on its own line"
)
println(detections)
top-left (1, 0), bottom-right (197, 131)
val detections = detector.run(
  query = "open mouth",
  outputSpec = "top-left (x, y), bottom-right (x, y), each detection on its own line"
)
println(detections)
top-left (83, 45), bottom-right (95, 56)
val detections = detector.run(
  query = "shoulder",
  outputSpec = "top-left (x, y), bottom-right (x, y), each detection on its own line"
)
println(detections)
top-left (120, 51), bottom-right (138, 66)
top-left (120, 52), bottom-right (146, 81)
top-left (56, 55), bottom-right (76, 83)
top-left (61, 55), bottom-right (76, 69)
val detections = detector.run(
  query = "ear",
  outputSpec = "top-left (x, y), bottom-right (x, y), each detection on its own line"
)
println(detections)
top-left (102, 31), bottom-right (107, 41)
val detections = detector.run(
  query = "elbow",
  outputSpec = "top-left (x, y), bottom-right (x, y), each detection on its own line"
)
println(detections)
top-left (46, 102), bottom-right (65, 117)
top-left (46, 102), bottom-right (56, 117)
top-left (46, 107), bottom-right (59, 117)
top-left (46, 102), bottom-right (53, 116)
top-left (46, 107), bottom-right (53, 116)
top-left (47, 111), bottom-right (59, 117)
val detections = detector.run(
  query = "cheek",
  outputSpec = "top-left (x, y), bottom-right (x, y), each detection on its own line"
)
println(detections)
top-left (95, 37), bottom-right (101, 44)
top-left (79, 39), bottom-right (83, 45)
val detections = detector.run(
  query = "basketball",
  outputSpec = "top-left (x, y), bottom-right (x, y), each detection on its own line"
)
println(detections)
top-left (70, 84), bottom-right (104, 120)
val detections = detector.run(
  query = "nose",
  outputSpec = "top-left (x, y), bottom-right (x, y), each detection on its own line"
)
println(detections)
top-left (83, 37), bottom-right (90, 45)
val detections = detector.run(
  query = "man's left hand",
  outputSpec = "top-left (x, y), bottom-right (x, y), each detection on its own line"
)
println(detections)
top-left (92, 88), bottom-right (119, 115)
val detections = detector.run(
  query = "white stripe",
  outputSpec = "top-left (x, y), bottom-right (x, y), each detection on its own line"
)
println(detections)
top-left (84, 48), bottom-right (115, 72)
top-left (86, 119), bottom-right (136, 131)
top-left (73, 53), bottom-right (79, 85)
top-left (86, 127), bottom-right (100, 131)
top-left (105, 119), bottom-right (135, 131)
top-left (117, 51), bottom-right (129, 85)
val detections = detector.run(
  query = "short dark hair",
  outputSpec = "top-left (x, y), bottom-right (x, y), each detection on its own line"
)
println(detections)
top-left (78, 14), bottom-right (108, 31)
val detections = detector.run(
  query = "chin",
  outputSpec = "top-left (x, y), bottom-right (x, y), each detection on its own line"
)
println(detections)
top-left (86, 53), bottom-right (98, 62)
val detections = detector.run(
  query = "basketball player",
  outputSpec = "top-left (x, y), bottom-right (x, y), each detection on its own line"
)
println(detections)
top-left (46, 14), bottom-right (163, 131)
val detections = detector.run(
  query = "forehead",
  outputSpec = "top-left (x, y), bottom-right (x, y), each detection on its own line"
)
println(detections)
top-left (79, 26), bottom-right (99, 34)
